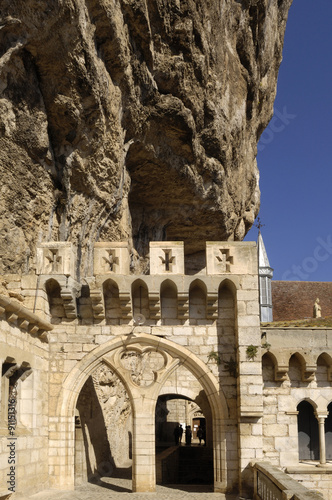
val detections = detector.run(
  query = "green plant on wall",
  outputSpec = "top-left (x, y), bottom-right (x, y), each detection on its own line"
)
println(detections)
top-left (223, 357), bottom-right (237, 378)
top-left (207, 351), bottom-right (221, 365)
top-left (261, 341), bottom-right (271, 351)
top-left (246, 344), bottom-right (258, 360)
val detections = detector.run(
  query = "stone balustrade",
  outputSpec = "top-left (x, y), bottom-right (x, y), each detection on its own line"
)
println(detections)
top-left (252, 461), bottom-right (324, 500)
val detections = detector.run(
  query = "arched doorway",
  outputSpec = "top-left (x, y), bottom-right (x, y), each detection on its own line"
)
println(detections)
top-left (155, 392), bottom-right (213, 487)
top-left (55, 334), bottom-right (228, 493)
top-left (74, 363), bottom-right (132, 485)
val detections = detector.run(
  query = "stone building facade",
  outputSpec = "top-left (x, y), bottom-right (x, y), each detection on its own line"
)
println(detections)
top-left (1, 240), bottom-right (332, 499)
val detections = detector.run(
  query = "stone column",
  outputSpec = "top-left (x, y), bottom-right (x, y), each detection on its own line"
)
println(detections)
top-left (316, 413), bottom-right (328, 466)
top-left (131, 397), bottom-right (156, 492)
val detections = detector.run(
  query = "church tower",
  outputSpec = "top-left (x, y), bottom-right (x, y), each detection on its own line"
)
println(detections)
top-left (258, 232), bottom-right (274, 322)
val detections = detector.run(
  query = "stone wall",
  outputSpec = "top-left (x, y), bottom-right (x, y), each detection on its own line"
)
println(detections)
top-left (7, 241), bottom-right (332, 498)
top-left (0, 308), bottom-right (50, 495)
top-left (261, 327), bottom-right (332, 500)
top-left (0, 241), bottom-right (262, 494)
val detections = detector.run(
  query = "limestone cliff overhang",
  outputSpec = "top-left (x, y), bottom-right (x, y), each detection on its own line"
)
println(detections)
top-left (0, 294), bottom-right (53, 340)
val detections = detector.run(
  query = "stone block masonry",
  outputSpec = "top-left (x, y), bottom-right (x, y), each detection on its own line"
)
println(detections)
top-left (1, 240), bottom-right (332, 500)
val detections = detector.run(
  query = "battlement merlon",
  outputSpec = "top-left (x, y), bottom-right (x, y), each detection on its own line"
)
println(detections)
top-left (34, 241), bottom-right (258, 278)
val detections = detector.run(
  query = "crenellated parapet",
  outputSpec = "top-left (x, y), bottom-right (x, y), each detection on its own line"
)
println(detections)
top-left (30, 240), bottom-right (258, 325)
top-left (261, 328), bottom-right (332, 382)
top-left (36, 242), bottom-right (75, 276)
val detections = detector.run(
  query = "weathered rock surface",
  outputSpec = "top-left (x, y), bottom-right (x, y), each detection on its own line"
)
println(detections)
top-left (0, 0), bottom-right (292, 275)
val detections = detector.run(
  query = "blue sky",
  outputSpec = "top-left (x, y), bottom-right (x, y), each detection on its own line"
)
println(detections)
top-left (245, 0), bottom-right (332, 282)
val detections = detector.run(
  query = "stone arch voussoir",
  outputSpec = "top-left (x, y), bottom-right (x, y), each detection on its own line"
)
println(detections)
top-left (57, 333), bottom-right (228, 420)
top-left (56, 333), bottom-right (229, 492)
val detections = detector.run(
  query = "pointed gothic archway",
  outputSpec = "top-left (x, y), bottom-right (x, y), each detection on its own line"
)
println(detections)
top-left (53, 334), bottom-right (229, 493)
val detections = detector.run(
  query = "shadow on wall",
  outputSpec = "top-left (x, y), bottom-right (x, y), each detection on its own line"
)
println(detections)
top-left (76, 376), bottom-right (114, 484)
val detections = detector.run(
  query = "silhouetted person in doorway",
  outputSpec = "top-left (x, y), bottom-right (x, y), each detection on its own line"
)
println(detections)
top-left (197, 426), bottom-right (203, 445)
top-left (173, 424), bottom-right (180, 445)
top-left (185, 425), bottom-right (192, 446)
top-left (178, 424), bottom-right (183, 444)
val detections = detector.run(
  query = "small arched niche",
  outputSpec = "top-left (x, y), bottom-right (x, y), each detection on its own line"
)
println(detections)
top-left (189, 280), bottom-right (207, 325)
top-left (289, 353), bottom-right (306, 386)
top-left (78, 284), bottom-right (93, 324)
top-left (297, 400), bottom-right (319, 461)
top-left (160, 280), bottom-right (178, 325)
top-left (217, 281), bottom-right (236, 353)
top-left (262, 352), bottom-right (277, 386)
top-left (1, 359), bottom-right (33, 428)
top-left (45, 278), bottom-right (65, 323)
top-left (218, 281), bottom-right (236, 320)
top-left (316, 353), bottom-right (332, 387)
top-left (132, 280), bottom-right (150, 320)
top-left (103, 279), bottom-right (121, 325)
top-left (1, 358), bottom-right (17, 424)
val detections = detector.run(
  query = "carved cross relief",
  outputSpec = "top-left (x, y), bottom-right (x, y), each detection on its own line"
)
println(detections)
top-left (216, 249), bottom-right (233, 272)
top-left (44, 248), bottom-right (62, 273)
top-left (159, 249), bottom-right (176, 272)
top-left (102, 250), bottom-right (119, 272)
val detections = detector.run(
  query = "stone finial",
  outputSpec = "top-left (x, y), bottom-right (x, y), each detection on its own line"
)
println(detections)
top-left (313, 298), bottom-right (322, 318)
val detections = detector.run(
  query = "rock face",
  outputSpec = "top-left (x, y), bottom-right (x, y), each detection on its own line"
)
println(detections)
top-left (0, 0), bottom-right (292, 275)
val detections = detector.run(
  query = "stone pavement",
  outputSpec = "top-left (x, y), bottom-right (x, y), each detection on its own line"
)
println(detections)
top-left (17, 474), bottom-right (237, 500)
top-left (17, 480), bottom-right (235, 500)
top-left (15, 444), bottom-right (238, 500)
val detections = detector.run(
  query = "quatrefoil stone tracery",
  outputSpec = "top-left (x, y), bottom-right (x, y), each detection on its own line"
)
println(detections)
top-left (119, 348), bottom-right (166, 387)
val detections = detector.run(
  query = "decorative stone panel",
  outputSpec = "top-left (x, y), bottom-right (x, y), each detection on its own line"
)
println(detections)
top-left (36, 242), bottom-right (75, 276)
top-left (206, 241), bottom-right (257, 275)
top-left (93, 242), bottom-right (129, 275)
top-left (149, 242), bottom-right (184, 275)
